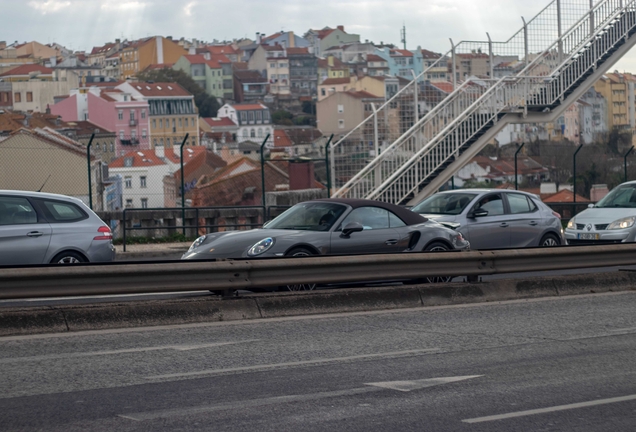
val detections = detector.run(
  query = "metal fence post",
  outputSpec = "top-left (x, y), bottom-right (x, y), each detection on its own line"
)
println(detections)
top-left (371, 103), bottom-right (380, 190)
top-left (324, 134), bottom-right (334, 197)
top-left (515, 142), bottom-right (525, 190)
top-left (450, 38), bottom-right (456, 91)
top-left (86, 133), bottom-right (95, 210)
top-left (557, 0), bottom-right (563, 65)
top-left (122, 208), bottom-right (127, 252)
top-left (573, 144), bottom-right (583, 203)
top-left (487, 33), bottom-right (494, 80)
top-left (625, 146), bottom-right (634, 182)
top-left (260, 134), bottom-right (271, 211)
top-left (179, 133), bottom-right (190, 237)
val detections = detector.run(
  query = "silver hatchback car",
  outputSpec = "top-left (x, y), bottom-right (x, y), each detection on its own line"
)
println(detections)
top-left (411, 189), bottom-right (565, 250)
top-left (0, 190), bottom-right (116, 265)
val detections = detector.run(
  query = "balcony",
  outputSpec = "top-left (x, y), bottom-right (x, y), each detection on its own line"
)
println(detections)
top-left (129, 119), bottom-right (137, 126)
top-left (120, 138), bottom-right (139, 146)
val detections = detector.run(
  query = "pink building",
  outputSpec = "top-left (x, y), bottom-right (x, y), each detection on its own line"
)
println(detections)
top-left (50, 83), bottom-right (151, 156)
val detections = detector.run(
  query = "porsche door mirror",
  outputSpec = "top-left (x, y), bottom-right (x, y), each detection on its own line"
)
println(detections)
top-left (341, 222), bottom-right (364, 237)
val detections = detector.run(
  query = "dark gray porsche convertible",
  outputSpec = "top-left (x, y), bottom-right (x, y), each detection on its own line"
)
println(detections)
top-left (182, 198), bottom-right (469, 261)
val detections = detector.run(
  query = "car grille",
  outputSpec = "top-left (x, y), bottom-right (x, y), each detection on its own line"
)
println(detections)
top-left (575, 223), bottom-right (609, 230)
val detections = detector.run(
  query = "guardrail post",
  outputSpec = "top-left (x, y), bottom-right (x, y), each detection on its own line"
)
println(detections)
top-left (324, 134), bottom-right (334, 197)
top-left (411, 69), bottom-right (419, 126)
top-left (557, 0), bottom-right (563, 65)
top-left (589, 0), bottom-right (594, 36)
top-left (179, 133), bottom-right (190, 237)
top-left (625, 146), bottom-right (634, 182)
top-left (86, 133), bottom-right (95, 210)
top-left (260, 133), bottom-right (271, 213)
top-left (573, 143), bottom-right (583, 203)
top-left (515, 142), bottom-right (525, 190)
top-left (487, 33), bottom-right (494, 80)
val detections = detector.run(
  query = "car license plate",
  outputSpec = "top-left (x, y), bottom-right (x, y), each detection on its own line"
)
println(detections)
top-left (578, 233), bottom-right (600, 240)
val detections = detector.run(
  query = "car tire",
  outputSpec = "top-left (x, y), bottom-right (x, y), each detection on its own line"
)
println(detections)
top-left (282, 248), bottom-right (317, 291)
top-left (51, 251), bottom-right (86, 264)
top-left (409, 242), bottom-right (453, 284)
top-left (540, 233), bottom-right (560, 247)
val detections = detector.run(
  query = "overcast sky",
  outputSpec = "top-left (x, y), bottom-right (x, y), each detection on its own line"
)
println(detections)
top-left (4, 0), bottom-right (636, 71)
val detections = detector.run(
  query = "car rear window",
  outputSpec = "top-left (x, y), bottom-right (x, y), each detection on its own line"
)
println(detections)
top-left (38, 199), bottom-right (88, 223)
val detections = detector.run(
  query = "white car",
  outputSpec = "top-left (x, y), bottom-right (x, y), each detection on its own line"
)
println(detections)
top-left (565, 181), bottom-right (636, 245)
top-left (0, 190), bottom-right (116, 266)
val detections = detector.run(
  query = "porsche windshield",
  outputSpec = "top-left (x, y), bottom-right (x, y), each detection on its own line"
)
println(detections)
top-left (265, 202), bottom-right (347, 231)
top-left (411, 193), bottom-right (477, 215)
top-left (595, 184), bottom-right (636, 208)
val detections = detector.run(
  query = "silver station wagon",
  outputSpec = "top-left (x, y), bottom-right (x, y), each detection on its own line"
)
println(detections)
top-left (565, 181), bottom-right (636, 245)
top-left (411, 189), bottom-right (565, 250)
top-left (0, 190), bottom-right (116, 266)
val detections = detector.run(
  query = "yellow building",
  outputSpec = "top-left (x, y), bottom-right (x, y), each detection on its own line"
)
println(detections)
top-left (117, 81), bottom-right (199, 149)
top-left (0, 64), bottom-right (53, 82)
top-left (120, 36), bottom-right (188, 79)
top-left (593, 72), bottom-right (635, 131)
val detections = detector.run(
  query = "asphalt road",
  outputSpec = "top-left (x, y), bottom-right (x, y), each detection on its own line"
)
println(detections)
top-left (1, 292), bottom-right (636, 431)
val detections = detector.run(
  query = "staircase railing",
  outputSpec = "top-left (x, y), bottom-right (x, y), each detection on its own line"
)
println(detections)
top-left (331, 0), bottom-right (634, 203)
top-left (368, 0), bottom-right (635, 203)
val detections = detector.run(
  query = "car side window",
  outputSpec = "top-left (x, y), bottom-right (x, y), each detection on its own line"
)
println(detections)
top-left (340, 207), bottom-right (390, 230)
top-left (388, 211), bottom-right (406, 228)
top-left (474, 194), bottom-right (504, 216)
top-left (508, 193), bottom-right (535, 214)
top-left (0, 196), bottom-right (38, 225)
top-left (36, 199), bottom-right (88, 223)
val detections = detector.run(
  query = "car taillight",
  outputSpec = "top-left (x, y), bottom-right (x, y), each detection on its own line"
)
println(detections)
top-left (94, 226), bottom-right (113, 240)
top-left (552, 211), bottom-right (562, 220)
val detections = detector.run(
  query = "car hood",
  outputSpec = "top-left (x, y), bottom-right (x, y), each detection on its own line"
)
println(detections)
top-left (419, 214), bottom-right (459, 223)
top-left (571, 208), bottom-right (636, 225)
top-left (185, 228), bottom-right (320, 257)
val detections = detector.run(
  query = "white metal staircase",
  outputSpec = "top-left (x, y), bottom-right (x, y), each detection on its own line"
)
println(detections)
top-left (330, 0), bottom-right (636, 205)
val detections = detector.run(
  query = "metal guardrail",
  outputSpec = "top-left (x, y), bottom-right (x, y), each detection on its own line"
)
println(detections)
top-left (1, 244), bottom-right (635, 300)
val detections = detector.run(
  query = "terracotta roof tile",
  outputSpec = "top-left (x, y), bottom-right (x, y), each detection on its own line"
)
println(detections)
top-left (321, 78), bottom-right (350, 85)
top-left (109, 150), bottom-right (166, 168)
top-left (0, 64), bottom-right (53, 77)
top-left (202, 117), bottom-right (237, 127)
top-left (129, 82), bottom-right (193, 97)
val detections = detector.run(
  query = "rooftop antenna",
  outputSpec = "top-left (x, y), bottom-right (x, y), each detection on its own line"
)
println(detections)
top-left (37, 174), bottom-right (51, 192)
top-left (400, 24), bottom-right (407, 50)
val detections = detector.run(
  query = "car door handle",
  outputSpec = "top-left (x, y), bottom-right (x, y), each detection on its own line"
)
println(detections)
top-left (27, 231), bottom-right (43, 237)
top-left (499, 223), bottom-right (509, 228)
top-left (529, 221), bottom-right (538, 226)
top-left (385, 239), bottom-right (398, 245)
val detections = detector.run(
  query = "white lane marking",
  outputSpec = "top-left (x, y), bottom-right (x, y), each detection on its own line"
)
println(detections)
top-left (120, 387), bottom-right (379, 421)
top-left (120, 374), bottom-right (477, 421)
top-left (366, 375), bottom-right (483, 392)
top-left (0, 340), bottom-right (259, 364)
top-left (145, 348), bottom-right (440, 380)
top-left (462, 394), bottom-right (636, 423)
top-left (608, 327), bottom-right (636, 333)
top-left (2, 291), bottom-right (633, 342)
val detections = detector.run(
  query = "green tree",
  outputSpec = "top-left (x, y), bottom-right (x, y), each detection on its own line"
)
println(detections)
top-left (136, 67), bottom-right (220, 117)
top-left (272, 110), bottom-right (294, 125)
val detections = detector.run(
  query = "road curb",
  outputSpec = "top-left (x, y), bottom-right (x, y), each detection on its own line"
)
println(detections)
top-left (1, 271), bottom-right (635, 336)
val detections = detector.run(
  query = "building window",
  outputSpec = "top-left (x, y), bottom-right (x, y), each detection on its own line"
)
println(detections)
top-left (243, 129), bottom-right (249, 138)
top-left (118, 110), bottom-right (123, 120)
top-left (270, 63), bottom-right (276, 68)
top-left (125, 199), bottom-right (133, 208)
top-left (179, 118), bottom-right (182, 127)
top-left (119, 130), bottom-right (125, 140)
top-left (124, 176), bottom-right (132, 188)
top-left (26, 92), bottom-right (33, 102)
top-left (160, 138), bottom-right (164, 146)
top-left (159, 119), bottom-right (163, 128)
top-left (102, 143), bottom-right (107, 152)
top-left (338, 119), bottom-right (345, 129)
top-left (250, 129), bottom-right (255, 138)
top-left (141, 198), bottom-right (148, 208)
top-left (248, 111), bottom-right (254, 121)
top-left (240, 112), bottom-right (247, 123)
top-left (258, 128), bottom-right (263, 138)
top-left (14, 92), bottom-right (21, 102)
top-left (142, 129), bottom-right (147, 138)
top-left (172, 119), bottom-right (176, 128)
top-left (140, 176), bottom-right (147, 188)
top-left (141, 109), bottom-right (146, 119)
top-left (110, 143), bottom-right (114, 152)
top-left (152, 119), bottom-right (156, 128)
top-left (337, 104), bottom-right (344, 113)
top-left (130, 110), bottom-right (135, 120)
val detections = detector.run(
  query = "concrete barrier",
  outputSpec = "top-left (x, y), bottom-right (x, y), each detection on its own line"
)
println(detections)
top-left (1, 271), bottom-right (635, 337)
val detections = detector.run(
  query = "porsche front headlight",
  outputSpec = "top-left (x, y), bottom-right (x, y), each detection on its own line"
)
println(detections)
top-left (607, 216), bottom-right (636, 230)
top-left (247, 237), bottom-right (275, 256)
top-left (188, 235), bottom-right (207, 252)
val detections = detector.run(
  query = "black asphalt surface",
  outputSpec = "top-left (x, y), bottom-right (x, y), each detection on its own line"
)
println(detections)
top-left (1, 292), bottom-right (636, 431)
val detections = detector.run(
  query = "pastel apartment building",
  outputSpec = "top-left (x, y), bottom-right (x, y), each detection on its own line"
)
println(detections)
top-left (217, 102), bottom-right (272, 144)
top-left (172, 54), bottom-right (233, 99)
top-left (120, 36), bottom-right (187, 79)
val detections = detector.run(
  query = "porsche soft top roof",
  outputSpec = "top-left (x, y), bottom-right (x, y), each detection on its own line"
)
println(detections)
top-left (312, 198), bottom-right (427, 226)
